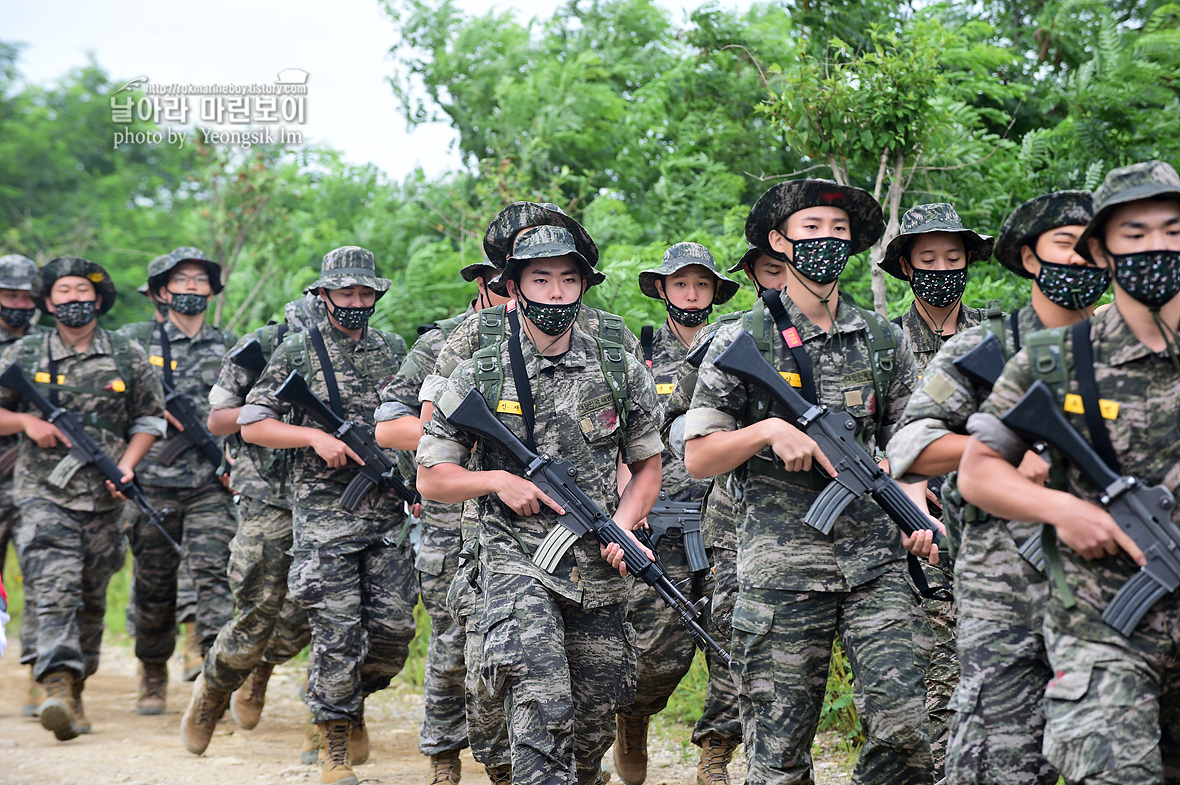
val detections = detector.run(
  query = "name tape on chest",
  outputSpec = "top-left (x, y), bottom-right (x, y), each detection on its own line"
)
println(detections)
top-left (779, 371), bottom-right (801, 387)
top-left (1063, 393), bottom-right (1120, 420)
top-left (34, 372), bottom-right (65, 385)
top-left (149, 355), bottom-right (178, 370)
top-left (496, 400), bottom-right (522, 415)
top-left (656, 383), bottom-right (675, 395)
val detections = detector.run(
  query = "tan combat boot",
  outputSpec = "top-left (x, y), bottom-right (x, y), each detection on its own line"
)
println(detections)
top-left (231, 661), bottom-right (274, 730)
top-left (21, 667), bottom-right (43, 717)
top-left (613, 714), bottom-right (650, 785)
top-left (136, 661), bottom-right (168, 715)
top-left (485, 764), bottom-right (511, 784)
top-left (349, 715), bottom-right (370, 765)
top-left (38, 672), bottom-right (81, 741)
top-left (301, 708), bottom-right (322, 764)
top-left (318, 720), bottom-right (360, 785)
top-left (71, 677), bottom-right (91, 734)
top-left (429, 749), bottom-right (462, 783)
top-left (181, 621), bottom-right (203, 682)
top-left (696, 736), bottom-right (738, 785)
top-left (180, 674), bottom-right (233, 755)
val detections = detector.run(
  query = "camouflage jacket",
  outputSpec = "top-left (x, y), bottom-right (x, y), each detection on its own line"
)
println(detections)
top-left (686, 293), bottom-right (918, 592)
top-left (975, 305), bottom-right (1180, 640)
top-left (889, 304), bottom-right (1041, 480)
top-left (420, 304), bottom-right (644, 405)
top-left (0, 327), bottom-right (165, 512)
top-left (418, 326), bottom-right (664, 609)
top-left (897, 301), bottom-right (985, 375)
top-left (375, 304), bottom-right (476, 423)
top-left (648, 322), bottom-right (709, 503)
top-left (240, 318), bottom-right (407, 548)
top-left (0, 322), bottom-right (41, 459)
top-left (119, 319), bottom-right (236, 489)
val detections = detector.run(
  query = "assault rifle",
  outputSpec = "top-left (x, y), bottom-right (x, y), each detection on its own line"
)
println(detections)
top-left (644, 492), bottom-right (709, 572)
top-left (159, 376), bottom-right (226, 475)
top-left (712, 331), bottom-right (943, 543)
top-left (274, 370), bottom-right (419, 510)
top-left (0, 362), bottom-right (184, 556)
top-left (227, 338), bottom-right (267, 377)
top-left (444, 388), bottom-right (731, 665)
top-left (1001, 379), bottom-right (1180, 635)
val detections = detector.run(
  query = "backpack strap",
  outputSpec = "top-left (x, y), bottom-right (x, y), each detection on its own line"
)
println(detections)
top-left (1071, 319), bottom-right (1119, 473)
top-left (598, 313), bottom-right (625, 345)
top-left (597, 337), bottom-right (629, 441)
top-left (640, 326), bottom-right (654, 370)
top-left (477, 306), bottom-right (508, 349)
top-left (855, 305), bottom-right (897, 442)
top-left (761, 289), bottom-right (817, 405)
top-left (473, 345), bottom-right (504, 411)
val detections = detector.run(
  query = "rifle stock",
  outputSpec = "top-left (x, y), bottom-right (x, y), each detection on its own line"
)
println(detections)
top-left (228, 339), bottom-right (267, 377)
top-left (952, 333), bottom-right (1006, 390)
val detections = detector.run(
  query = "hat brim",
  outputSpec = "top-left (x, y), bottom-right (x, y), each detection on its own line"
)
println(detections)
top-left (305, 274), bottom-right (392, 297)
top-left (727, 247), bottom-right (762, 274)
top-left (995, 191), bottom-right (1094, 278)
top-left (1075, 182), bottom-right (1180, 262)
top-left (637, 265), bottom-right (740, 305)
top-left (460, 261), bottom-right (499, 283)
top-left (745, 180), bottom-right (884, 257)
top-left (149, 259), bottom-right (225, 295)
top-left (483, 203), bottom-right (599, 268)
top-left (879, 227), bottom-right (995, 280)
top-left (32, 260), bottom-right (117, 316)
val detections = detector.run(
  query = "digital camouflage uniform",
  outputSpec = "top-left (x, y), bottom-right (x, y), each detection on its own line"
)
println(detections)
top-left (889, 305), bottom-right (1059, 785)
top-left (202, 323), bottom-right (313, 695)
top-left (418, 322), bottom-right (664, 785)
top-left (972, 303), bottom-right (1180, 785)
top-left (0, 316), bottom-right (165, 684)
top-left (118, 317), bottom-right (238, 661)
top-left (241, 298), bottom-right (417, 725)
top-left (687, 291), bottom-right (933, 785)
top-left (374, 302), bottom-right (477, 759)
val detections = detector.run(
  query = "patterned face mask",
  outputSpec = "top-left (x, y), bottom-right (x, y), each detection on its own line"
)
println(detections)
top-left (783, 237), bottom-right (852, 284)
top-left (910, 267), bottom-right (967, 308)
top-left (1035, 257), bottom-right (1110, 310)
top-left (154, 301), bottom-right (169, 316)
top-left (1108, 248), bottom-right (1180, 308)
top-left (54, 300), bottom-right (97, 328)
top-left (168, 292), bottom-right (209, 316)
top-left (519, 294), bottom-right (581, 336)
top-left (0, 306), bottom-right (35, 328)
top-left (667, 302), bottom-right (712, 327)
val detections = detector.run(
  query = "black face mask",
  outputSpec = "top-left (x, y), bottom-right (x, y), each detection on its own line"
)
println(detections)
top-left (1107, 246), bottom-right (1180, 308)
top-left (518, 294), bottom-right (581, 336)
top-left (1, 306), bottom-right (35, 328)
top-left (168, 292), bottom-right (209, 316)
top-left (325, 291), bottom-right (375, 330)
top-left (909, 268), bottom-right (968, 308)
top-left (1034, 255), bottom-right (1110, 310)
top-left (54, 300), bottom-right (98, 328)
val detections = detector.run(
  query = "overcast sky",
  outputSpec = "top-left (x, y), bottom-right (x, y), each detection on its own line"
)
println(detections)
top-left (3, 0), bottom-right (742, 181)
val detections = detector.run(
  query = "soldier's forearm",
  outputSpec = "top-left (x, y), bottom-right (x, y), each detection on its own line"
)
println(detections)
top-left (416, 462), bottom-right (505, 504)
top-left (241, 418), bottom-right (321, 450)
top-left (0, 408), bottom-right (30, 437)
top-left (118, 432), bottom-right (158, 473)
top-left (907, 433), bottom-right (970, 477)
top-left (958, 436), bottom-right (1062, 525)
top-left (207, 407), bottom-right (242, 436)
top-left (684, 421), bottom-right (772, 479)
top-left (615, 453), bottom-right (661, 531)
top-left (375, 416), bottom-right (422, 451)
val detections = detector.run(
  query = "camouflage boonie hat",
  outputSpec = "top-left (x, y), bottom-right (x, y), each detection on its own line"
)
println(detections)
top-left (31, 256), bottom-right (117, 316)
top-left (305, 246), bottom-right (391, 297)
top-left (995, 191), bottom-right (1094, 279)
top-left (147, 246), bottom-right (224, 295)
top-left (490, 225), bottom-right (606, 296)
top-left (745, 179), bottom-right (884, 257)
top-left (1076, 160), bottom-right (1180, 261)
top-left (483, 202), bottom-right (600, 268)
top-left (639, 242), bottom-right (740, 304)
top-left (879, 203), bottom-right (994, 280)
top-left (727, 245), bottom-right (763, 274)
top-left (0, 254), bottom-right (37, 291)
top-left (459, 258), bottom-right (500, 283)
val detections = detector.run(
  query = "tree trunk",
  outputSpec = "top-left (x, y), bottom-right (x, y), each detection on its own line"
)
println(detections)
top-left (869, 151), bottom-right (906, 317)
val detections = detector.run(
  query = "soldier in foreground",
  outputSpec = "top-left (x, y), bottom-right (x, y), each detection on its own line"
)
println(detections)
top-left (417, 223), bottom-right (664, 785)
top-left (957, 161), bottom-right (1180, 785)
top-left (0, 257), bottom-right (165, 741)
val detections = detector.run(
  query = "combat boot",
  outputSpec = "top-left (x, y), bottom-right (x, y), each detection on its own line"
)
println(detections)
top-left (696, 736), bottom-right (737, 785)
top-left (349, 714), bottom-right (370, 765)
top-left (613, 714), bottom-right (650, 785)
top-left (21, 667), bottom-right (43, 717)
top-left (301, 708), bottom-right (321, 764)
top-left (136, 661), bottom-right (168, 715)
top-left (38, 672), bottom-right (81, 741)
top-left (429, 749), bottom-right (461, 783)
top-left (484, 765), bottom-right (511, 784)
top-left (71, 677), bottom-right (91, 734)
top-left (318, 720), bottom-right (360, 785)
top-left (231, 661), bottom-right (273, 730)
top-left (180, 674), bottom-right (233, 755)
top-left (181, 621), bottom-right (203, 682)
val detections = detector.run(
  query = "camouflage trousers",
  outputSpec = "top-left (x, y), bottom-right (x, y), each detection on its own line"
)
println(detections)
top-left (911, 559), bottom-right (958, 781)
top-left (2, 486), bottom-right (40, 665)
top-left (453, 556), bottom-right (511, 769)
top-left (480, 569), bottom-right (637, 785)
top-left (127, 483), bottom-right (236, 662)
top-left (203, 497), bottom-right (310, 693)
top-left (617, 537), bottom-right (741, 747)
top-left (946, 520), bottom-right (1056, 785)
top-left (287, 535), bottom-right (418, 723)
top-left (734, 572), bottom-right (933, 785)
top-left (418, 528), bottom-right (469, 756)
top-left (697, 543), bottom-right (742, 746)
top-left (13, 499), bottom-right (125, 681)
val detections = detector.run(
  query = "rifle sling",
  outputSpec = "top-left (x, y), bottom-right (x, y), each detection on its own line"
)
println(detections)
top-left (307, 324), bottom-right (345, 419)
top-left (47, 354), bottom-right (60, 407)
top-left (156, 322), bottom-right (175, 389)
top-left (760, 288), bottom-right (818, 405)
top-left (1071, 319), bottom-right (1120, 473)
top-left (1009, 310), bottom-right (1022, 354)
top-left (640, 325), bottom-right (654, 369)
top-left (505, 310), bottom-right (537, 452)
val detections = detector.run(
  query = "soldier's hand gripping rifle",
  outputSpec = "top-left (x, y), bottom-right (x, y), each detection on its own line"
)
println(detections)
top-left (0, 362), bottom-right (184, 557)
top-left (712, 331), bottom-right (943, 543)
top-left (1001, 380), bottom-right (1180, 635)
top-left (444, 388), bottom-right (731, 665)
top-left (227, 339), bottom-right (267, 377)
top-left (158, 375), bottom-right (227, 475)
top-left (274, 370), bottom-right (419, 510)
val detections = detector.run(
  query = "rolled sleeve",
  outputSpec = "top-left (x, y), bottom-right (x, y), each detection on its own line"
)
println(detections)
top-left (684, 407), bottom-right (737, 440)
top-left (375, 401), bottom-right (418, 423)
top-left (887, 418), bottom-right (953, 479)
top-left (416, 433), bottom-right (471, 467)
top-left (238, 404), bottom-right (280, 426)
top-left (966, 412), bottom-right (1029, 466)
top-left (419, 373), bottom-right (449, 405)
top-left (129, 415), bottom-right (167, 439)
top-left (208, 384), bottom-right (242, 410)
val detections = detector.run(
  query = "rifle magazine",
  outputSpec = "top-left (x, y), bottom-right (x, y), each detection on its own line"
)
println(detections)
top-left (159, 436), bottom-right (191, 467)
top-left (48, 454), bottom-right (85, 488)
top-left (684, 530), bottom-right (710, 573)
top-left (1018, 533), bottom-right (1046, 574)
top-left (803, 482), bottom-right (850, 535)
top-left (533, 526), bottom-right (580, 573)
top-left (1102, 569), bottom-right (1170, 637)
top-left (340, 474), bottom-right (375, 511)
